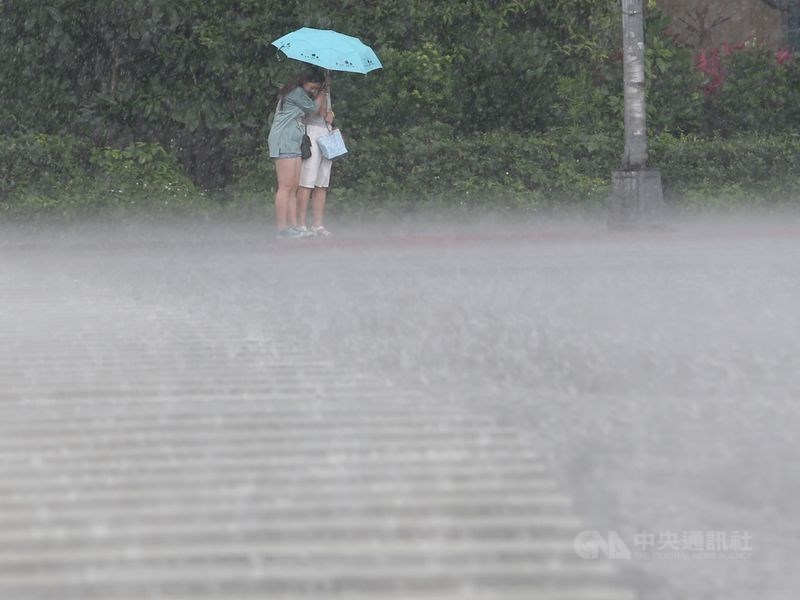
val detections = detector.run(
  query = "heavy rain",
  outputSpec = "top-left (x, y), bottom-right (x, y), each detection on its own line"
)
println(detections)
top-left (2, 2), bottom-right (800, 600)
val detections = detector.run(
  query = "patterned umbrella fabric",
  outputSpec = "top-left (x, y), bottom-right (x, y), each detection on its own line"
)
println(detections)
top-left (271, 27), bottom-right (382, 74)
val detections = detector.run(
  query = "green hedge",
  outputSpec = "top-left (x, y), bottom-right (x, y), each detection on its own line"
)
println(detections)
top-left (650, 133), bottom-right (800, 206)
top-left (0, 133), bottom-right (89, 197)
top-left (4, 129), bottom-right (800, 219)
top-left (234, 128), bottom-right (800, 213)
top-left (0, 133), bottom-right (206, 218)
top-left (703, 46), bottom-right (800, 136)
top-left (230, 125), bottom-right (620, 215)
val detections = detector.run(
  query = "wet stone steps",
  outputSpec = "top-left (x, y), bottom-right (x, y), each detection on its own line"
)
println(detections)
top-left (0, 252), bottom-right (635, 599)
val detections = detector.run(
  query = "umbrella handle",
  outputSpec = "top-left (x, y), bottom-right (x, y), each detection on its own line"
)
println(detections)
top-left (324, 93), bottom-right (335, 128)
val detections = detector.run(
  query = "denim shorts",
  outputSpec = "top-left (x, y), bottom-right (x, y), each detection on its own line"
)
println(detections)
top-left (277, 152), bottom-right (301, 159)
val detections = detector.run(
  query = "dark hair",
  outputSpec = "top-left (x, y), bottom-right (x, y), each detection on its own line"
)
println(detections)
top-left (277, 67), bottom-right (326, 107)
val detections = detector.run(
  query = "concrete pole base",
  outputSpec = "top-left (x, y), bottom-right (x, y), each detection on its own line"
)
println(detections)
top-left (608, 168), bottom-right (664, 229)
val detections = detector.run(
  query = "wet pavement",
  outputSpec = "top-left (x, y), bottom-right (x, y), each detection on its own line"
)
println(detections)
top-left (1, 213), bottom-right (799, 599)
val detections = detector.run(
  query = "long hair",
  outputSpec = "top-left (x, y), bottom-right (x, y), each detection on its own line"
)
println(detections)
top-left (277, 67), bottom-right (326, 109)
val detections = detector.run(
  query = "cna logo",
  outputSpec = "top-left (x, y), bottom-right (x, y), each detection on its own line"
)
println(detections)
top-left (573, 530), bottom-right (632, 560)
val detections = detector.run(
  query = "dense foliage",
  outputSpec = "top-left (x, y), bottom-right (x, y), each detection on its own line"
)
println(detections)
top-left (1, 1), bottom-right (799, 217)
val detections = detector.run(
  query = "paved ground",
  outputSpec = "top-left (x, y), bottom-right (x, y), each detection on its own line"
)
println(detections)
top-left (0, 218), bottom-right (638, 599)
top-left (2, 213), bottom-right (800, 599)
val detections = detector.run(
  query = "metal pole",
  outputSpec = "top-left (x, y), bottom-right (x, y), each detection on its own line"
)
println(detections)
top-left (621, 0), bottom-right (647, 169)
top-left (609, 0), bottom-right (663, 229)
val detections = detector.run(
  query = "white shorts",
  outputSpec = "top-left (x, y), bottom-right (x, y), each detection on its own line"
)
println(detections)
top-left (300, 124), bottom-right (333, 188)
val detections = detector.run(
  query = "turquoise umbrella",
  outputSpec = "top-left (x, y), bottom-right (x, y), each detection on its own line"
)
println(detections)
top-left (271, 27), bottom-right (382, 74)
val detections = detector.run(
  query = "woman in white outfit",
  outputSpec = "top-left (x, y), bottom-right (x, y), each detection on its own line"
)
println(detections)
top-left (297, 68), bottom-right (335, 237)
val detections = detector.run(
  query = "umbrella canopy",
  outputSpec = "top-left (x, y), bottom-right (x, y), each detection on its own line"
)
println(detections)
top-left (271, 27), bottom-right (382, 74)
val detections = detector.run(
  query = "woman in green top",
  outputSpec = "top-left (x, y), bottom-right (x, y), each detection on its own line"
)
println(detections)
top-left (268, 69), bottom-right (326, 238)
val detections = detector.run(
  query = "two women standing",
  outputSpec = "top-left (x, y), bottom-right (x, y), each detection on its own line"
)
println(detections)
top-left (267, 67), bottom-right (335, 239)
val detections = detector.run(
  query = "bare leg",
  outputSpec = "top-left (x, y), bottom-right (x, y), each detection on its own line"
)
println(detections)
top-left (274, 158), bottom-right (302, 230)
top-left (311, 186), bottom-right (328, 229)
top-left (287, 194), bottom-right (298, 228)
top-left (297, 186), bottom-right (312, 228)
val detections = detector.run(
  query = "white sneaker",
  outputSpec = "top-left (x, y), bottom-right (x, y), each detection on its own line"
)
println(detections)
top-left (292, 226), bottom-right (314, 238)
top-left (312, 226), bottom-right (332, 238)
